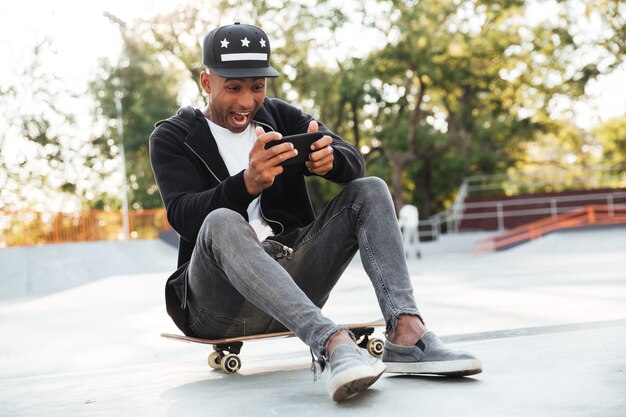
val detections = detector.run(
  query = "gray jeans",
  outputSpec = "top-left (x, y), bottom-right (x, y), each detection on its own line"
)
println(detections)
top-left (186, 177), bottom-right (420, 358)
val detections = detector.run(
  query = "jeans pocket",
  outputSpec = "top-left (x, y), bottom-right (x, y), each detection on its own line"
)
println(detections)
top-left (189, 308), bottom-right (246, 339)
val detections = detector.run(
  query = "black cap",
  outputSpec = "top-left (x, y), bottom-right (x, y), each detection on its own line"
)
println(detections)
top-left (202, 23), bottom-right (279, 78)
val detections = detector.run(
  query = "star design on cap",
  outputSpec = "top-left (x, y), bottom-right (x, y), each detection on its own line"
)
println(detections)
top-left (241, 37), bottom-right (250, 47)
top-left (220, 38), bottom-right (229, 48)
top-left (259, 38), bottom-right (267, 48)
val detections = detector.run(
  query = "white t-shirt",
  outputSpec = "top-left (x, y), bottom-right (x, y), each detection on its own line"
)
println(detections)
top-left (206, 119), bottom-right (274, 241)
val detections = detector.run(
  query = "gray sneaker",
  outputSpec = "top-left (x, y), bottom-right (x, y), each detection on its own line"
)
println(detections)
top-left (382, 331), bottom-right (482, 376)
top-left (327, 345), bottom-right (386, 401)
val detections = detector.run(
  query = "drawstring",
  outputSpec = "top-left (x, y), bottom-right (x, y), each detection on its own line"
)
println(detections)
top-left (310, 348), bottom-right (327, 382)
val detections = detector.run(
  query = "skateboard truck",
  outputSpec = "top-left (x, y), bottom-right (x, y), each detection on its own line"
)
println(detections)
top-left (352, 327), bottom-right (385, 356)
top-left (208, 342), bottom-right (244, 373)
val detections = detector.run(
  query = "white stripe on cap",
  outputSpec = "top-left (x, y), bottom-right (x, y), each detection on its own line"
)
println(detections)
top-left (221, 53), bottom-right (268, 62)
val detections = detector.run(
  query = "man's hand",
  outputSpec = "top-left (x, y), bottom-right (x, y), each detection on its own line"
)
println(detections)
top-left (305, 120), bottom-right (334, 176)
top-left (244, 126), bottom-right (298, 196)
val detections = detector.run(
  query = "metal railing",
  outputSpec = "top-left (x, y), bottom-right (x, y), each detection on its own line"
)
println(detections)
top-left (0, 208), bottom-right (171, 248)
top-left (472, 205), bottom-right (626, 254)
top-left (458, 191), bottom-right (626, 231)
top-left (417, 189), bottom-right (626, 241)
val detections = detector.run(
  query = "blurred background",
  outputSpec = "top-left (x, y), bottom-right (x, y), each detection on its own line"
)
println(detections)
top-left (1, 0), bottom-right (625, 247)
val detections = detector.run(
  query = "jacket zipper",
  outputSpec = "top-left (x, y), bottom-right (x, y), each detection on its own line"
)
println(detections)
top-left (182, 142), bottom-right (221, 310)
top-left (259, 191), bottom-right (285, 236)
top-left (254, 120), bottom-right (274, 133)
top-left (182, 271), bottom-right (189, 309)
top-left (282, 245), bottom-right (293, 260)
top-left (184, 142), bottom-right (222, 184)
top-left (258, 197), bottom-right (293, 258)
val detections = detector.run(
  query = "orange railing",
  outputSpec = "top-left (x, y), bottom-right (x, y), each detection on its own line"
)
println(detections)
top-left (472, 205), bottom-right (626, 254)
top-left (0, 208), bottom-right (172, 248)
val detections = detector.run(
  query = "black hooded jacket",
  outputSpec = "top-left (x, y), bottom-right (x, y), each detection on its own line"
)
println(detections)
top-left (149, 97), bottom-right (365, 333)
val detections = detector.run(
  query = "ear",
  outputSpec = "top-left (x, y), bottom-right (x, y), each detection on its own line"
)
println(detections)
top-left (200, 71), bottom-right (211, 95)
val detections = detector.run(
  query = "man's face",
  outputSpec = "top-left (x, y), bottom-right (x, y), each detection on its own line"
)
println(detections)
top-left (202, 71), bottom-right (266, 133)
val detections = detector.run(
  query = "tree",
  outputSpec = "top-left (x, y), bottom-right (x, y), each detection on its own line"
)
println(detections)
top-left (90, 18), bottom-right (181, 210)
top-left (510, 118), bottom-right (605, 192)
top-left (337, 0), bottom-right (624, 216)
top-left (342, 1), bottom-right (523, 214)
top-left (0, 39), bottom-right (105, 212)
top-left (594, 115), bottom-right (626, 169)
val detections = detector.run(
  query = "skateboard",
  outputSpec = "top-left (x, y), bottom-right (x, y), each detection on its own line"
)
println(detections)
top-left (161, 320), bottom-right (386, 374)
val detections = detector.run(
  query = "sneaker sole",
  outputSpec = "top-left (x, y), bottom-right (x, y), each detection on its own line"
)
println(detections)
top-left (384, 359), bottom-right (482, 377)
top-left (328, 362), bottom-right (386, 401)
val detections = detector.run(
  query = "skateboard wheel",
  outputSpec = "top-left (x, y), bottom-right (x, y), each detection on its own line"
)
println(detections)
top-left (208, 352), bottom-right (222, 369)
top-left (221, 353), bottom-right (242, 373)
top-left (367, 338), bottom-right (385, 356)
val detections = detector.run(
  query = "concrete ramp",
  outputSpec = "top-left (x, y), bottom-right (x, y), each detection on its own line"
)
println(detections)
top-left (0, 229), bottom-right (624, 415)
top-left (0, 240), bottom-right (177, 299)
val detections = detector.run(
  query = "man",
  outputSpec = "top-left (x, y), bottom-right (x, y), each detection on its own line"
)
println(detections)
top-left (149, 22), bottom-right (481, 402)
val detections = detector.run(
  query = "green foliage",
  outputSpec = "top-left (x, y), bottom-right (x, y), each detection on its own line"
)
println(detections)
top-left (344, 0), bottom-right (536, 214)
top-left (90, 29), bottom-right (180, 210)
top-left (0, 39), bottom-right (104, 212)
top-left (319, 0), bottom-right (622, 216)
top-left (594, 115), bottom-right (626, 167)
top-left (88, 0), bottom-right (626, 218)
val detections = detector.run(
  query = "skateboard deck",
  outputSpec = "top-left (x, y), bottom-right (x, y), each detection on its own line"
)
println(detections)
top-left (161, 320), bottom-right (386, 373)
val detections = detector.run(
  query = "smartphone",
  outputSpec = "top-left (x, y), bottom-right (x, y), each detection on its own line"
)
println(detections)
top-left (265, 131), bottom-right (324, 165)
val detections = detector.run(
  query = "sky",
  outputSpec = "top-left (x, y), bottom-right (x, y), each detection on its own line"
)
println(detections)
top-left (0, 0), bottom-right (192, 90)
top-left (1, 0), bottom-right (625, 128)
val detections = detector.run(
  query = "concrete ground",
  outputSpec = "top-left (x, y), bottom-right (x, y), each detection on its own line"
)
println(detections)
top-left (1, 228), bottom-right (625, 416)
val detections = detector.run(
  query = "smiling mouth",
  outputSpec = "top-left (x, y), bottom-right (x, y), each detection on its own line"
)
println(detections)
top-left (231, 111), bottom-right (251, 127)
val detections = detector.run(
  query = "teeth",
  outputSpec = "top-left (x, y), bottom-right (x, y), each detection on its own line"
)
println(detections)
top-left (231, 112), bottom-right (250, 127)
